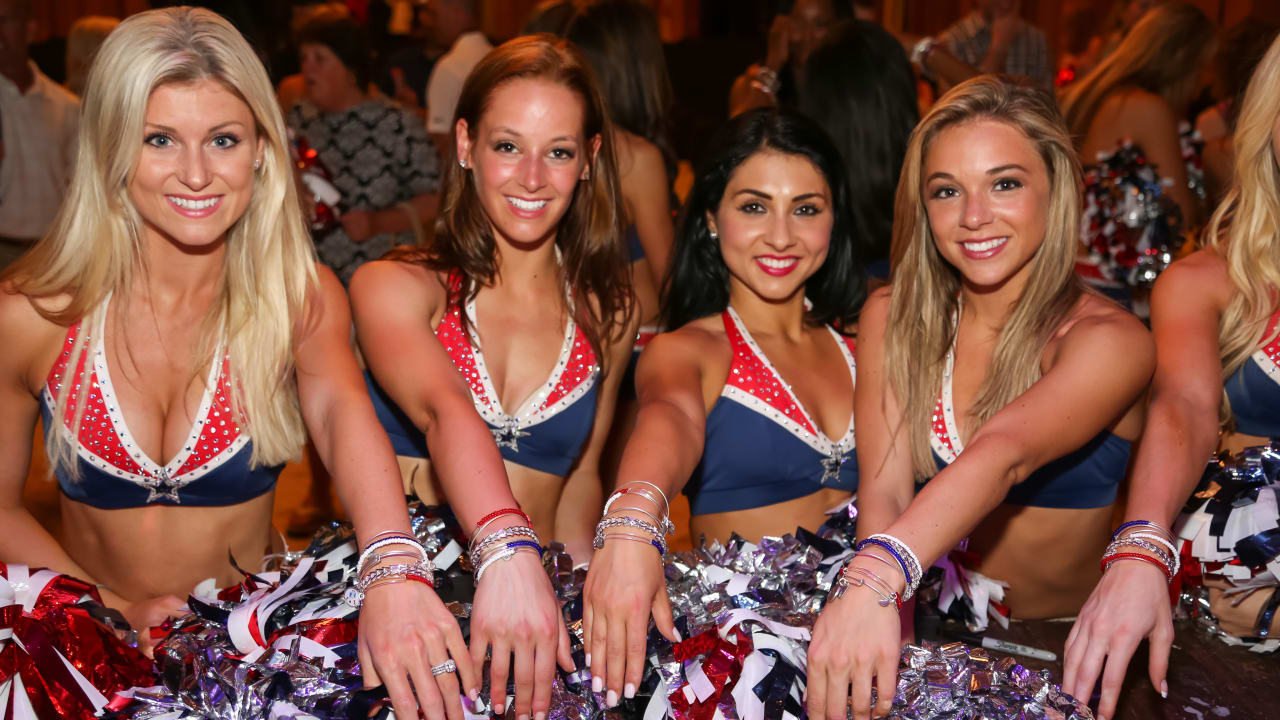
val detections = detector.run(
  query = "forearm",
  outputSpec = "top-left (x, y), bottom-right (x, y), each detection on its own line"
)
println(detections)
top-left (311, 395), bottom-right (414, 547)
top-left (854, 482), bottom-right (913, 541)
top-left (421, 396), bottom-right (521, 534)
top-left (556, 468), bottom-right (604, 551)
top-left (371, 194), bottom-right (439, 236)
top-left (0, 505), bottom-right (108, 587)
top-left (613, 400), bottom-right (704, 500)
top-left (881, 436), bottom-right (1020, 567)
top-left (1123, 392), bottom-right (1220, 527)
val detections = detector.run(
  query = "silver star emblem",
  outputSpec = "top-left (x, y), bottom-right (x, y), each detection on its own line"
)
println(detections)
top-left (820, 453), bottom-right (848, 484)
top-left (492, 423), bottom-right (530, 451)
top-left (144, 468), bottom-right (184, 503)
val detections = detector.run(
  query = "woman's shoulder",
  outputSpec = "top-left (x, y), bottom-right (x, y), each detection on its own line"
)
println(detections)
top-left (1051, 290), bottom-right (1153, 360)
top-left (349, 259), bottom-right (448, 309)
top-left (1150, 246), bottom-right (1233, 311)
top-left (1097, 87), bottom-right (1177, 135)
top-left (641, 314), bottom-right (731, 375)
top-left (0, 285), bottom-right (75, 385)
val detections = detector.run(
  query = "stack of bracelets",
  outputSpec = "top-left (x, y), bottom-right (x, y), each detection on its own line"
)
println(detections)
top-left (469, 507), bottom-right (544, 583)
top-left (344, 530), bottom-right (435, 608)
top-left (1101, 519), bottom-right (1180, 583)
top-left (830, 533), bottom-right (925, 613)
top-left (594, 481), bottom-right (676, 557)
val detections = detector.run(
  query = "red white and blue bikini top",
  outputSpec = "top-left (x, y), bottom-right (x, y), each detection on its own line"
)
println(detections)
top-left (365, 273), bottom-right (600, 477)
top-left (685, 307), bottom-right (858, 515)
top-left (40, 308), bottom-right (281, 509)
top-left (1224, 307), bottom-right (1280, 438)
top-left (928, 341), bottom-right (1130, 509)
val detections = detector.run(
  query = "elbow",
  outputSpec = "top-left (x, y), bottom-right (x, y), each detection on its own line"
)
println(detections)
top-left (961, 432), bottom-right (1028, 499)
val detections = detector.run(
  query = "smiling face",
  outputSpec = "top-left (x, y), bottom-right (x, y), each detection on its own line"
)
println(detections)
top-left (709, 149), bottom-right (833, 305)
top-left (127, 78), bottom-right (262, 251)
top-left (922, 119), bottom-right (1051, 293)
top-left (456, 76), bottom-right (598, 248)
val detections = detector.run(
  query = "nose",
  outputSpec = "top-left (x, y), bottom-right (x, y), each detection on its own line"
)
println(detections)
top-left (961, 191), bottom-right (993, 230)
top-left (517, 152), bottom-right (545, 192)
top-left (177, 145), bottom-right (212, 191)
top-left (765, 210), bottom-right (797, 251)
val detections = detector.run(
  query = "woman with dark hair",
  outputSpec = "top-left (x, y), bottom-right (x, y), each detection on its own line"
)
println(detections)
top-left (567, 0), bottom-right (676, 335)
top-left (799, 19), bottom-right (918, 278)
top-left (352, 30), bottom-right (636, 612)
top-left (288, 13), bottom-right (439, 285)
top-left (580, 107), bottom-right (865, 707)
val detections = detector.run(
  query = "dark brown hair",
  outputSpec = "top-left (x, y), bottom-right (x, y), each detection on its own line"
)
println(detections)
top-left (388, 34), bottom-right (633, 365)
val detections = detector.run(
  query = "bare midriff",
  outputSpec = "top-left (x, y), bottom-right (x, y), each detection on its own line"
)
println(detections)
top-left (400, 456), bottom-right (564, 544)
top-left (689, 487), bottom-right (852, 546)
top-left (59, 489), bottom-right (277, 601)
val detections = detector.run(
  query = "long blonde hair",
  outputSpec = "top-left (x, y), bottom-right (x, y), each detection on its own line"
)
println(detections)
top-left (1205, 35), bottom-right (1280, 428)
top-left (5, 7), bottom-right (316, 474)
top-left (886, 77), bottom-right (1084, 478)
top-left (1059, 2), bottom-right (1214, 141)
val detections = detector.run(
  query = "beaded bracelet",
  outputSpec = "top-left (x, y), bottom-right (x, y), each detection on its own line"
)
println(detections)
top-left (365, 529), bottom-right (418, 546)
top-left (469, 526), bottom-right (539, 564)
top-left (1102, 552), bottom-right (1173, 582)
top-left (475, 507), bottom-right (531, 530)
top-left (1106, 538), bottom-right (1174, 571)
top-left (594, 530), bottom-right (666, 555)
top-left (867, 533), bottom-right (923, 583)
top-left (855, 537), bottom-right (920, 600)
top-left (503, 539), bottom-right (544, 557)
top-left (357, 537), bottom-right (427, 577)
top-left (1112, 520), bottom-right (1174, 541)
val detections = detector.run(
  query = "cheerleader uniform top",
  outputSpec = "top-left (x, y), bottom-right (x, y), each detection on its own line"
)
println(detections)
top-left (1224, 309), bottom-right (1280, 438)
top-left (366, 274), bottom-right (600, 477)
top-left (927, 345), bottom-right (1130, 509)
top-left (684, 307), bottom-right (858, 515)
top-left (40, 310), bottom-right (281, 509)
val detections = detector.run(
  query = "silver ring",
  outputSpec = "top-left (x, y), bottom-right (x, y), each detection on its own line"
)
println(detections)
top-left (431, 659), bottom-right (457, 676)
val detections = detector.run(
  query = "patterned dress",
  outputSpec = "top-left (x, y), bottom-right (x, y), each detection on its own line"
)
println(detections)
top-left (287, 97), bottom-right (439, 284)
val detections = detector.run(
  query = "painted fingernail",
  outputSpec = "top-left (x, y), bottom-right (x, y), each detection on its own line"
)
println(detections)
top-left (592, 676), bottom-right (603, 693)
top-left (518, 715), bottom-right (530, 720)
top-left (585, 652), bottom-right (591, 667)
top-left (1160, 680), bottom-right (1168, 699)
top-left (606, 690), bottom-right (618, 707)
top-left (536, 713), bottom-right (546, 720)
top-left (673, 629), bottom-right (682, 642)
top-left (469, 688), bottom-right (479, 702)
top-left (624, 683), bottom-right (636, 699)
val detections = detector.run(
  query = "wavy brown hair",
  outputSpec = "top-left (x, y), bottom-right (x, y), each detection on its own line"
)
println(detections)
top-left (388, 34), bottom-right (632, 364)
top-left (887, 77), bottom-right (1085, 478)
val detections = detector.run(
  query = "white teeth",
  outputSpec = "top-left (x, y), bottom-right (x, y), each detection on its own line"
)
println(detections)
top-left (964, 237), bottom-right (1007, 252)
top-left (169, 196), bottom-right (218, 210)
top-left (507, 197), bottom-right (549, 211)
top-left (757, 257), bottom-right (797, 269)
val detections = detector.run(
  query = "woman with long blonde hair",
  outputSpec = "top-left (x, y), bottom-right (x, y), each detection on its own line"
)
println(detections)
top-left (0, 9), bottom-right (564, 719)
top-left (1065, 34), bottom-right (1280, 720)
top-left (807, 77), bottom-right (1152, 720)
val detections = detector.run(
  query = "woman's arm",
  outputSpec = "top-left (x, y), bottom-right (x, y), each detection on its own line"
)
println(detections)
top-left (295, 264), bottom-right (479, 720)
top-left (583, 327), bottom-right (721, 706)
top-left (1064, 251), bottom-right (1232, 719)
top-left (851, 288), bottom-right (918, 540)
top-left (340, 193), bottom-right (439, 243)
top-left (555, 311), bottom-right (640, 562)
top-left (1125, 91), bottom-right (1200, 228)
top-left (349, 261), bottom-right (572, 720)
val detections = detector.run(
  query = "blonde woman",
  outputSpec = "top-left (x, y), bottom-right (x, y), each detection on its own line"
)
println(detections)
top-left (0, 9), bottom-right (567, 720)
top-left (1065, 34), bottom-right (1280, 720)
top-left (807, 77), bottom-right (1153, 720)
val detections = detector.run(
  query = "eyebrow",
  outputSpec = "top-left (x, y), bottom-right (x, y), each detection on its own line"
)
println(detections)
top-left (492, 126), bottom-right (578, 144)
top-left (145, 121), bottom-right (248, 134)
top-left (926, 164), bottom-right (1028, 183)
top-left (733, 189), bottom-right (828, 202)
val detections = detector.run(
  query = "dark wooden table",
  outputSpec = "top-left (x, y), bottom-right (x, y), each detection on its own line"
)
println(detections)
top-left (988, 619), bottom-right (1277, 719)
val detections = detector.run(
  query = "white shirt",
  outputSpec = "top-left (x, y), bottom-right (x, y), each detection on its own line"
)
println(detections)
top-left (425, 31), bottom-right (493, 135)
top-left (0, 62), bottom-right (79, 241)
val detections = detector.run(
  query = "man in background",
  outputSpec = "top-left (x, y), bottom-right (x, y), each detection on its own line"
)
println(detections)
top-left (0, 0), bottom-right (79, 269)
top-left (423, 0), bottom-right (490, 153)
top-left (938, 0), bottom-right (1052, 89)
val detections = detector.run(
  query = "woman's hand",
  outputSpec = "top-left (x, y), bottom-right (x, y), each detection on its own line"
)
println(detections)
top-left (114, 592), bottom-right (186, 658)
top-left (806, 577), bottom-right (901, 720)
top-left (470, 552), bottom-right (574, 720)
top-left (582, 537), bottom-right (677, 707)
top-left (358, 579), bottom-right (479, 720)
top-left (1064, 561), bottom-right (1173, 720)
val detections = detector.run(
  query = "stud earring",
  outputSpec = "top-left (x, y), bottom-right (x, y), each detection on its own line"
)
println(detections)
top-left (459, 159), bottom-right (468, 168)
top-left (581, 168), bottom-right (590, 181)
top-left (253, 158), bottom-right (261, 170)
top-left (709, 229), bottom-right (719, 240)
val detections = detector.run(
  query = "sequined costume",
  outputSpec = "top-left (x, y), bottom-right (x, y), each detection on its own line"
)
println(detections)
top-left (684, 307), bottom-right (857, 514)
top-left (1224, 308), bottom-right (1280, 439)
top-left (1076, 121), bottom-right (1206, 302)
top-left (41, 311), bottom-right (281, 509)
top-left (367, 273), bottom-right (599, 477)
